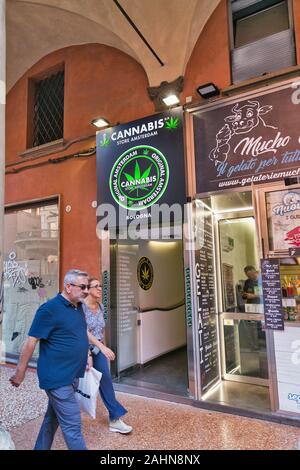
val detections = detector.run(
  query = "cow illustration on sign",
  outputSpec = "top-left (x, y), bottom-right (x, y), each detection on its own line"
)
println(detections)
top-left (209, 100), bottom-right (277, 166)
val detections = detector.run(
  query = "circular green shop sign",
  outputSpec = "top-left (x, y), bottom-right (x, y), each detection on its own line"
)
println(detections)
top-left (109, 145), bottom-right (169, 211)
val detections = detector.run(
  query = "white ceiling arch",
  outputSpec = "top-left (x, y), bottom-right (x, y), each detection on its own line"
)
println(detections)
top-left (7, 0), bottom-right (221, 90)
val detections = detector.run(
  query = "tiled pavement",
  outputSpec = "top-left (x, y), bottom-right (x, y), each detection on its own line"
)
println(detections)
top-left (1, 366), bottom-right (300, 450)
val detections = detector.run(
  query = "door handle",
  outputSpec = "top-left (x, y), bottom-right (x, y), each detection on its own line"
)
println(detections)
top-left (261, 237), bottom-right (265, 259)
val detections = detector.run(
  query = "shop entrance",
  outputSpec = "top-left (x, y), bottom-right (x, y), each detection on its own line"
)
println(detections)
top-left (108, 236), bottom-right (189, 397)
top-left (217, 207), bottom-right (268, 387)
top-left (196, 191), bottom-right (271, 411)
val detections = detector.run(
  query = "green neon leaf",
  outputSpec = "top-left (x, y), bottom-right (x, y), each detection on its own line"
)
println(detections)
top-left (141, 164), bottom-right (152, 179)
top-left (134, 161), bottom-right (141, 179)
top-left (100, 136), bottom-right (110, 147)
top-left (124, 172), bottom-right (135, 182)
top-left (165, 117), bottom-right (179, 130)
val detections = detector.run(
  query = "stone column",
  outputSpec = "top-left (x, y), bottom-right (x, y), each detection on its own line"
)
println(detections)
top-left (0, 0), bottom-right (5, 357)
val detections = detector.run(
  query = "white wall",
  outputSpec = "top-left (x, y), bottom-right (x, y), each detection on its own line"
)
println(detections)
top-left (274, 326), bottom-right (300, 414)
top-left (137, 306), bottom-right (186, 364)
top-left (116, 239), bottom-right (186, 366)
top-left (137, 240), bottom-right (186, 364)
top-left (138, 240), bottom-right (185, 310)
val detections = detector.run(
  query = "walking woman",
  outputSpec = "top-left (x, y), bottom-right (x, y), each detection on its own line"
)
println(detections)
top-left (82, 277), bottom-right (132, 434)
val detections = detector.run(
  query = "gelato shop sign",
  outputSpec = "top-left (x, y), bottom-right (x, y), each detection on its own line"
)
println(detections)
top-left (193, 82), bottom-right (300, 193)
top-left (272, 191), bottom-right (300, 216)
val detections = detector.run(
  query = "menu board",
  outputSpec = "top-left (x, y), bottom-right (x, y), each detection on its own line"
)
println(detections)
top-left (102, 270), bottom-right (109, 322)
top-left (261, 258), bottom-right (284, 330)
top-left (195, 204), bottom-right (220, 394)
top-left (117, 246), bottom-right (138, 371)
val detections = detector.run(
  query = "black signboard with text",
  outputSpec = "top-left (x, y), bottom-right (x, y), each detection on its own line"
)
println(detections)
top-left (193, 83), bottom-right (300, 193)
top-left (195, 204), bottom-right (219, 393)
top-left (261, 258), bottom-right (284, 330)
top-left (96, 108), bottom-right (186, 227)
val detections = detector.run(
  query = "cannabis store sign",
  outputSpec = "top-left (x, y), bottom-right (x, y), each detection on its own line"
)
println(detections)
top-left (110, 145), bottom-right (169, 210)
top-left (96, 109), bottom-right (185, 226)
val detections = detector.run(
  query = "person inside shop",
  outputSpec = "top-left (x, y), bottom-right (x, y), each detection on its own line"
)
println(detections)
top-left (242, 265), bottom-right (262, 305)
top-left (240, 265), bottom-right (263, 351)
top-left (82, 277), bottom-right (133, 435)
top-left (9, 269), bottom-right (91, 450)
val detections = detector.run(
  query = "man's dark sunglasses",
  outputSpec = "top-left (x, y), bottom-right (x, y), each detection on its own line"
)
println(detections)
top-left (70, 283), bottom-right (89, 291)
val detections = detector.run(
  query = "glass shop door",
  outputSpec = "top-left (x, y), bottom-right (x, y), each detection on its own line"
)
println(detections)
top-left (217, 209), bottom-right (268, 386)
top-left (196, 191), bottom-right (269, 386)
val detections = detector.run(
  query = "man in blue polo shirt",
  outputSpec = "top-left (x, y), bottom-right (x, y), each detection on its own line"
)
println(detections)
top-left (10, 269), bottom-right (90, 450)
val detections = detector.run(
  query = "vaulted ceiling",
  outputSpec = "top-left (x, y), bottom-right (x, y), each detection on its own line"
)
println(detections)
top-left (7, 0), bottom-right (221, 90)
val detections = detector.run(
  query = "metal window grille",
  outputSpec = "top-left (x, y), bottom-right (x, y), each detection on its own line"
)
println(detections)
top-left (33, 70), bottom-right (64, 147)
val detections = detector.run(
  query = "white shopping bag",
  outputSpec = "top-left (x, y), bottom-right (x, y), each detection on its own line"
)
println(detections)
top-left (75, 367), bottom-right (102, 419)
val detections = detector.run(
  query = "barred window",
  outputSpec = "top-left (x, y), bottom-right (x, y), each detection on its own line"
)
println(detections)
top-left (32, 70), bottom-right (64, 147)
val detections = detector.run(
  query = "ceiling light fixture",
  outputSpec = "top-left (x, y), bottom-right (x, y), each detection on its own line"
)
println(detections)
top-left (162, 94), bottom-right (180, 107)
top-left (91, 117), bottom-right (110, 129)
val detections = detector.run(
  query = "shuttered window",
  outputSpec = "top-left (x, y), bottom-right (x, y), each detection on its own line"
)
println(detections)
top-left (230, 0), bottom-right (295, 83)
top-left (234, 1), bottom-right (289, 48)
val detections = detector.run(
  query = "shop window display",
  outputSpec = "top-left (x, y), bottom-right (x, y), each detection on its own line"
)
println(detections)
top-left (2, 201), bottom-right (59, 363)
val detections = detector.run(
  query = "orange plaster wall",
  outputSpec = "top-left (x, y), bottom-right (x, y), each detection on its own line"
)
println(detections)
top-left (5, 44), bottom-right (153, 284)
top-left (6, 44), bottom-right (152, 163)
top-left (6, 157), bottom-right (98, 279)
top-left (183, 0), bottom-right (231, 101)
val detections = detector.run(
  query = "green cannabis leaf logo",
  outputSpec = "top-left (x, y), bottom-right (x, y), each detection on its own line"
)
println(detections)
top-left (124, 172), bottom-right (135, 183)
top-left (110, 145), bottom-right (169, 210)
top-left (100, 135), bottom-right (110, 147)
top-left (141, 164), bottom-right (152, 179)
top-left (165, 117), bottom-right (179, 130)
top-left (134, 160), bottom-right (141, 179)
top-left (123, 160), bottom-right (153, 195)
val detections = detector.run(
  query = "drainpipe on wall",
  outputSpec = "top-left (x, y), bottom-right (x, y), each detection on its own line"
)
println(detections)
top-left (0, 0), bottom-right (14, 450)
